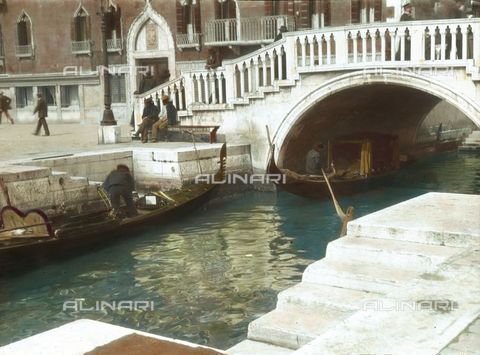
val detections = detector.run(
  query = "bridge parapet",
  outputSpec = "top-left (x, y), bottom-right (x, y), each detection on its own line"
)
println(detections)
top-left (135, 19), bottom-right (480, 122)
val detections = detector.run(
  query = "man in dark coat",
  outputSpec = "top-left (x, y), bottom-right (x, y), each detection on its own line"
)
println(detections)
top-left (103, 164), bottom-right (137, 218)
top-left (33, 93), bottom-right (50, 136)
top-left (133, 97), bottom-right (159, 143)
top-left (0, 92), bottom-right (14, 124)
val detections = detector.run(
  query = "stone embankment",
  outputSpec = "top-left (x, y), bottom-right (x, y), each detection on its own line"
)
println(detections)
top-left (229, 192), bottom-right (480, 355)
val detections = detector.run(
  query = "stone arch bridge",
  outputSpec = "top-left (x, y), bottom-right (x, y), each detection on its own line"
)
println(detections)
top-left (135, 18), bottom-right (480, 172)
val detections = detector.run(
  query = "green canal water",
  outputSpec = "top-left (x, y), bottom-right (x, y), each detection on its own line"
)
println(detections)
top-left (0, 151), bottom-right (479, 350)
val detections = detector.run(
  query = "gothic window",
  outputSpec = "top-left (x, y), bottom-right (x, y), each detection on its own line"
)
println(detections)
top-left (177, 0), bottom-right (201, 34)
top-left (17, 12), bottom-right (32, 46)
top-left (73, 6), bottom-right (90, 42)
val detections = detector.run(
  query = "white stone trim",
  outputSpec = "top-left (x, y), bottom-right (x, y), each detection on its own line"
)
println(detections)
top-left (126, 1), bottom-right (176, 116)
top-left (73, 3), bottom-right (89, 17)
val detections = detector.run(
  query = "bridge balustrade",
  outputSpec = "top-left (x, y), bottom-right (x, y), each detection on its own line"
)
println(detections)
top-left (134, 18), bottom-right (480, 122)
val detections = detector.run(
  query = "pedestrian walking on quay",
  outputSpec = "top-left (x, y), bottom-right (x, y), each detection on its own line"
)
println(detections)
top-left (0, 92), bottom-right (15, 124)
top-left (33, 93), bottom-right (50, 136)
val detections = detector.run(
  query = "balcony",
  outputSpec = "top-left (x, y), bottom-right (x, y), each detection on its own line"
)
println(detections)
top-left (176, 32), bottom-right (201, 51)
top-left (15, 44), bottom-right (34, 58)
top-left (71, 41), bottom-right (92, 55)
top-left (204, 15), bottom-right (294, 46)
top-left (107, 38), bottom-right (122, 53)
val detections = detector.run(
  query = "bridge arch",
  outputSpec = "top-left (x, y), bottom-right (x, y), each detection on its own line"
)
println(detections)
top-left (271, 69), bottom-right (480, 168)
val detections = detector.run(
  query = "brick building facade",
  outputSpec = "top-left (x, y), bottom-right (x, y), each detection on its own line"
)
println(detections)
top-left (0, 0), bottom-right (411, 124)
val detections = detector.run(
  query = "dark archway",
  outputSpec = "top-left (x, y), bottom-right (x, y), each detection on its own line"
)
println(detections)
top-left (279, 84), bottom-right (451, 172)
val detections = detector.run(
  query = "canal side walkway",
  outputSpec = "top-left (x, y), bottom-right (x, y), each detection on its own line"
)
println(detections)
top-left (228, 192), bottom-right (480, 355)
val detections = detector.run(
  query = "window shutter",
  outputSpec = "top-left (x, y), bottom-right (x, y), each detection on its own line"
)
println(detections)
top-left (374, 0), bottom-right (382, 21)
top-left (86, 16), bottom-right (91, 41)
top-left (70, 17), bottom-right (76, 41)
top-left (351, 0), bottom-right (360, 24)
top-left (194, 2), bottom-right (201, 34)
top-left (176, 1), bottom-right (185, 33)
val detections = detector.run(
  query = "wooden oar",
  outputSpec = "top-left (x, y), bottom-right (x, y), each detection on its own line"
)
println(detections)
top-left (321, 169), bottom-right (354, 237)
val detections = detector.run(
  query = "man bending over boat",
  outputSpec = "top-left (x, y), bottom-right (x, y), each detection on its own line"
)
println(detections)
top-left (103, 165), bottom-right (138, 218)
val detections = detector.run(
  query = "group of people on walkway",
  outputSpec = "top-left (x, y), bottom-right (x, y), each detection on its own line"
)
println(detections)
top-left (133, 95), bottom-right (178, 143)
top-left (0, 91), bottom-right (50, 136)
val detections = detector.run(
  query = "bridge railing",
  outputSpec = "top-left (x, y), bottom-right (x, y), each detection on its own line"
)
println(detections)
top-left (293, 18), bottom-right (480, 71)
top-left (135, 18), bottom-right (480, 120)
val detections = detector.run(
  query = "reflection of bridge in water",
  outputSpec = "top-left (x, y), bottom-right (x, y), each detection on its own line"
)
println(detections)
top-left (136, 18), bottom-right (480, 171)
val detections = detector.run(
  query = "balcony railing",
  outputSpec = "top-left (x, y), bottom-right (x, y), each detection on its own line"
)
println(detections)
top-left (205, 15), bottom-right (294, 46)
top-left (176, 32), bottom-right (201, 50)
top-left (71, 41), bottom-right (92, 55)
top-left (107, 38), bottom-right (122, 53)
top-left (15, 44), bottom-right (34, 58)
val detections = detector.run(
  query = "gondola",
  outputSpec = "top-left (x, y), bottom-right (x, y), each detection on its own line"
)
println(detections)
top-left (267, 133), bottom-right (400, 199)
top-left (0, 144), bottom-right (227, 274)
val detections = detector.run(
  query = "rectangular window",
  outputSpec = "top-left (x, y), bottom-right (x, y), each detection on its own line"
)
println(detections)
top-left (110, 74), bottom-right (126, 103)
top-left (38, 86), bottom-right (56, 106)
top-left (15, 87), bottom-right (34, 108)
top-left (60, 85), bottom-right (79, 107)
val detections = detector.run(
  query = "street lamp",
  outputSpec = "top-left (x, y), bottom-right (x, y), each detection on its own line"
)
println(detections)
top-left (99, 0), bottom-right (117, 126)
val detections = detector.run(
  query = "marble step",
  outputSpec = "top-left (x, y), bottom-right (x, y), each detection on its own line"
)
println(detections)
top-left (346, 192), bottom-right (480, 248)
top-left (277, 282), bottom-right (381, 312)
top-left (326, 236), bottom-right (461, 272)
top-left (227, 339), bottom-right (293, 355)
top-left (302, 258), bottom-right (415, 294)
top-left (247, 304), bottom-right (353, 350)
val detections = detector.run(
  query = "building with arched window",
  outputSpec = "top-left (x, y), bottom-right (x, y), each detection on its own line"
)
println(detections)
top-left (0, 0), bottom-right (452, 124)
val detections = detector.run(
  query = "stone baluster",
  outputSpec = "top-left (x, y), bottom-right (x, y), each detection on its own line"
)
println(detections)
top-left (212, 74), bottom-right (218, 104)
top-left (326, 34), bottom-right (332, 65)
top-left (361, 31), bottom-right (367, 63)
top-left (440, 26), bottom-right (446, 61)
top-left (371, 31), bottom-right (377, 62)
top-left (195, 74), bottom-right (201, 102)
top-left (301, 37), bottom-right (307, 67)
top-left (319, 36), bottom-right (324, 65)
top-left (430, 27), bottom-right (436, 61)
top-left (262, 54), bottom-right (268, 86)
top-left (278, 49), bottom-right (284, 80)
top-left (451, 27), bottom-right (457, 60)
top-left (239, 65), bottom-right (246, 97)
top-left (254, 58), bottom-right (260, 90)
top-left (218, 73), bottom-right (224, 104)
top-left (474, 23), bottom-right (480, 65)
top-left (309, 36), bottom-right (315, 67)
top-left (270, 51), bottom-right (275, 85)
top-left (462, 25), bottom-right (468, 60)
top-left (400, 32), bottom-right (405, 61)
top-left (390, 29), bottom-right (396, 61)
top-left (380, 32), bottom-right (386, 62)
top-left (353, 34), bottom-right (358, 63)
top-left (248, 61), bottom-right (255, 92)
top-left (204, 74), bottom-right (211, 104)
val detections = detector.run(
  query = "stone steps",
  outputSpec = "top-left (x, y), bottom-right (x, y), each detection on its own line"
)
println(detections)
top-left (302, 258), bottom-right (415, 294)
top-left (346, 193), bottom-right (480, 248)
top-left (325, 236), bottom-right (461, 272)
top-left (276, 282), bottom-right (380, 312)
top-left (227, 340), bottom-right (293, 355)
top-left (247, 304), bottom-right (353, 350)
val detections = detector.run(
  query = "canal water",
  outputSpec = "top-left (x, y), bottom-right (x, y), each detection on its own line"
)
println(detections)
top-left (0, 151), bottom-right (479, 350)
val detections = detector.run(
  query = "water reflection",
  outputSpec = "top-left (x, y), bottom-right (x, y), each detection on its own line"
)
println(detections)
top-left (0, 151), bottom-right (479, 350)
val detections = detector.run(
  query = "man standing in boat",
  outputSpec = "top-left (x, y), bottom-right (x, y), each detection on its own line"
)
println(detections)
top-left (103, 164), bottom-right (138, 218)
top-left (306, 143), bottom-right (328, 175)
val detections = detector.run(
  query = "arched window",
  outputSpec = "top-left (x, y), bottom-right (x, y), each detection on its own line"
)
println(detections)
top-left (16, 11), bottom-right (33, 57)
top-left (216, 0), bottom-right (236, 19)
top-left (73, 6), bottom-right (90, 42)
top-left (71, 5), bottom-right (91, 54)
top-left (105, 5), bottom-right (123, 52)
top-left (177, 0), bottom-right (201, 34)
